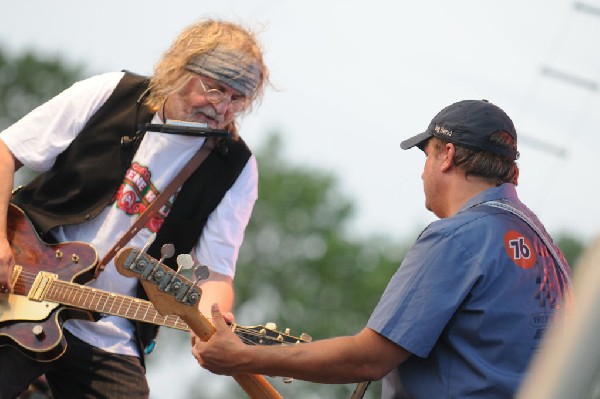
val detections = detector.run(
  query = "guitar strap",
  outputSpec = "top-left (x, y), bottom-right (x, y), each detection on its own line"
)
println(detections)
top-left (94, 137), bottom-right (217, 277)
top-left (350, 381), bottom-right (371, 399)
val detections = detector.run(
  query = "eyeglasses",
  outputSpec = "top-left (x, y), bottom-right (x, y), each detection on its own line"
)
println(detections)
top-left (197, 78), bottom-right (248, 112)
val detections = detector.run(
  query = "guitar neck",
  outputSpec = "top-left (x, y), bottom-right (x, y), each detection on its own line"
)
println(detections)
top-left (180, 313), bottom-right (283, 399)
top-left (108, 247), bottom-right (306, 399)
top-left (24, 272), bottom-right (305, 348)
top-left (46, 282), bottom-right (283, 399)
top-left (44, 279), bottom-right (189, 331)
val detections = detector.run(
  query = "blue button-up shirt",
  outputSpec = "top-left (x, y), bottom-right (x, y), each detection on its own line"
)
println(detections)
top-left (368, 184), bottom-right (571, 398)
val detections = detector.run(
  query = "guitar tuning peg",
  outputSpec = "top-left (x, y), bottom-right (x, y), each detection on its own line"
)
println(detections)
top-left (133, 233), bottom-right (157, 263)
top-left (192, 264), bottom-right (210, 282)
top-left (159, 244), bottom-right (175, 261)
top-left (175, 254), bottom-right (194, 275)
top-left (300, 333), bottom-right (312, 343)
top-left (152, 244), bottom-right (175, 285)
top-left (180, 262), bottom-right (210, 305)
top-left (265, 322), bottom-right (277, 330)
top-left (283, 377), bottom-right (294, 384)
top-left (285, 328), bottom-right (291, 335)
top-left (165, 254), bottom-right (194, 293)
top-left (141, 233), bottom-right (156, 252)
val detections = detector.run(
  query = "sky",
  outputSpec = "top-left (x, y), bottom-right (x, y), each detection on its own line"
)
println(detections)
top-left (2, 1), bottom-right (599, 246)
top-left (1, 1), bottom-right (599, 396)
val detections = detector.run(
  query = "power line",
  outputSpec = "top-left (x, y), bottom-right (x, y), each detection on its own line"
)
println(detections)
top-left (540, 66), bottom-right (599, 91)
top-left (573, 2), bottom-right (600, 17)
top-left (518, 134), bottom-right (568, 158)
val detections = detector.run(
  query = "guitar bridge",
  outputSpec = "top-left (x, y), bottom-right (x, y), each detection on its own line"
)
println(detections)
top-left (29, 272), bottom-right (58, 302)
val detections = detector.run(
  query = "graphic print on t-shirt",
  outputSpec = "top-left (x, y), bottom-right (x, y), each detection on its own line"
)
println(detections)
top-left (503, 229), bottom-right (537, 269)
top-left (111, 162), bottom-right (174, 233)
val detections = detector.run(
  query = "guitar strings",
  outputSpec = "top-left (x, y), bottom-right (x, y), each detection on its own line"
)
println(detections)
top-left (11, 270), bottom-right (303, 345)
top-left (232, 327), bottom-right (306, 345)
top-left (11, 269), bottom-right (187, 330)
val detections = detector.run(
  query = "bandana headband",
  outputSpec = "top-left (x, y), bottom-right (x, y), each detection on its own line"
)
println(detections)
top-left (186, 46), bottom-right (261, 97)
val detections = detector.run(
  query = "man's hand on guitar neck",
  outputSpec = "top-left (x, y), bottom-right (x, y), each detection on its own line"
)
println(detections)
top-left (192, 303), bottom-right (253, 375)
top-left (189, 305), bottom-right (235, 348)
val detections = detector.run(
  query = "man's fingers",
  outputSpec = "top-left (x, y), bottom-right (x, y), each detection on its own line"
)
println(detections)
top-left (211, 303), bottom-right (228, 330)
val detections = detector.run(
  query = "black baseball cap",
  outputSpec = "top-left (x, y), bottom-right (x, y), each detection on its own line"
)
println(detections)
top-left (400, 99), bottom-right (519, 160)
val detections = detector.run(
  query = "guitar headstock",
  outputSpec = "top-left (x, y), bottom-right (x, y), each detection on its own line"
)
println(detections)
top-left (233, 323), bottom-right (312, 346)
top-left (114, 246), bottom-right (313, 354)
top-left (114, 247), bottom-right (203, 318)
top-left (115, 245), bottom-right (287, 397)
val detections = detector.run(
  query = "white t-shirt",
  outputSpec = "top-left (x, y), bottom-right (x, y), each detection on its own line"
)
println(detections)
top-left (1, 71), bottom-right (258, 356)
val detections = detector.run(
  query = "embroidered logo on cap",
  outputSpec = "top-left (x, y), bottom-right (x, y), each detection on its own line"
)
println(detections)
top-left (434, 124), bottom-right (453, 137)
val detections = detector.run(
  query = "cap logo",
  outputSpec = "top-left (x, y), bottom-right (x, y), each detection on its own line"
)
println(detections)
top-left (434, 124), bottom-right (453, 137)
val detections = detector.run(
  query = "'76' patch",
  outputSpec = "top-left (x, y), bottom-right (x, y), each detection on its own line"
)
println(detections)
top-left (504, 230), bottom-right (536, 269)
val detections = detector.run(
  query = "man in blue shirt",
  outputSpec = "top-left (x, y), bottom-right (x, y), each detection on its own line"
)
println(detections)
top-left (192, 99), bottom-right (573, 398)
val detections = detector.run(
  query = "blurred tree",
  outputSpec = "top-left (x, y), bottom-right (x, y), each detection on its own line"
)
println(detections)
top-left (1, 46), bottom-right (587, 399)
top-left (180, 133), bottom-right (411, 399)
top-left (163, 135), bottom-right (589, 399)
top-left (0, 46), bottom-right (84, 186)
top-left (0, 46), bottom-right (84, 399)
top-left (555, 233), bottom-right (586, 274)
top-left (0, 46), bottom-right (84, 128)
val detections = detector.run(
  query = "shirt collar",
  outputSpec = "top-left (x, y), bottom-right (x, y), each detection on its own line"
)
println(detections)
top-left (457, 183), bottom-right (519, 213)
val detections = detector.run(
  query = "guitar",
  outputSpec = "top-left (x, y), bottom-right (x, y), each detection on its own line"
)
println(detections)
top-left (114, 246), bottom-right (309, 399)
top-left (1, 203), bottom-right (99, 361)
top-left (1, 204), bottom-right (310, 369)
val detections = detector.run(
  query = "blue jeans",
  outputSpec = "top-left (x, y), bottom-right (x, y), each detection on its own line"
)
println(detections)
top-left (0, 330), bottom-right (149, 399)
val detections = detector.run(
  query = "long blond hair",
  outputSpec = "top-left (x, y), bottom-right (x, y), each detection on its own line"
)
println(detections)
top-left (145, 19), bottom-right (269, 132)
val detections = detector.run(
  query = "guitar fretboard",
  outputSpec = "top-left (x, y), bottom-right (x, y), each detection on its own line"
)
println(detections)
top-left (14, 268), bottom-right (305, 348)
top-left (45, 279), bottom-right (190, 331)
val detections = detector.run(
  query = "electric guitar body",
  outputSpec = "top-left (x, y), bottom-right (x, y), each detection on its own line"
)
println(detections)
top-left (0, 204), bottom-right (99, 361)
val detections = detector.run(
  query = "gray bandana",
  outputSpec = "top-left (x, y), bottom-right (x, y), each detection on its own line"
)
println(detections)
top-left (186, 46), bottom-right (261, 97)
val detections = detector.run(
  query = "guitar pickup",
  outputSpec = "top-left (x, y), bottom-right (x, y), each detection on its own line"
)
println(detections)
top-left (29, 272), bottom-right (58, 302)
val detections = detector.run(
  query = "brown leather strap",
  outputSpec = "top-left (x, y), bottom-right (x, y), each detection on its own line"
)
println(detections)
top-left (350, 382), bottom-right (371, 399)
top-left (95, 137), bottom-right (217, 277)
